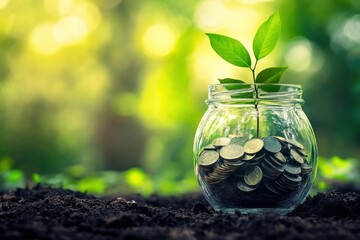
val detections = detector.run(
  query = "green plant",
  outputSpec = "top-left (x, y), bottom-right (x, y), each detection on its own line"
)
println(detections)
top-left (206, 12), bottom-right (287, 137)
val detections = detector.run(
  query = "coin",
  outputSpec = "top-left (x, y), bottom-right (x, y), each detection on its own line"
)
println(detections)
top-left (264, 156), bottom-right (284, 168)
top-left (301, 163), bottom-right (312, 175)
top-left (264, 181), bottom-right (281, 194)
top-left (294, 147), bottom-right (307, 157)
top-left (212, 137), bottom-right (231, 147)
top-left (261, 170), bottom-right (281, 179)
top-left (274, 181), bottom-right (290, 192)
top-left (287, 139), bottom-right (305, 150)
top-left (230, 137), bottom-right (247, 146)
top-left (277, 178), bottom-right (301, 189)
top-left (290, 149), bottom-right (305, 164)
top-left (205, 175), bottom-right (224, 185)
top-left (198, 150), bottom-right (219, 167)
top-left (205, 166), bottom-right (230, 184)
top-left (220, 144), bottom-right (244, 160)
top-left (215, 164), bottom-right (235, 176)
top-left (225, 160), bottom-right (245, 167)
top-left (277, 175), bottom-right (301, 188)
top-left (242, 154), bottom-right (256, 161)
top-left (244, 139), bottom-right (264, 154)
top-left (261, 161), bottom-right (282, 173)
top-left (244, 166), bottom-right (263, 186)
top-left (283, 173), bottom-right (302, 182)
top-left (263, 137), bottom-right (282, 153)
top-left (253, 151), bottom-right (266, 161)
top-left (263, 157), bottom-right (284, 170)
top-left (237, 180), bottom-right (257, 192)
top-left (283, 163), bottom-right (302, 175)
top-left (203, 144), bottom-right (216, 150)
top-left (272, 152), bottom-right (287, 163)
top-left (274, 136), bottom-right (287, 142)
top-left (243, 161), bottom-right (261, 166)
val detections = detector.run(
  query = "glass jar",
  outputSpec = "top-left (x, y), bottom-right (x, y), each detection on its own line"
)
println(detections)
top-left (193, 83), bottom-right (318, 214)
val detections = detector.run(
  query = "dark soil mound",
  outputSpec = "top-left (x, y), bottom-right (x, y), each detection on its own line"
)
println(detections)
top-left (1, 186), bottom-right (360, 240)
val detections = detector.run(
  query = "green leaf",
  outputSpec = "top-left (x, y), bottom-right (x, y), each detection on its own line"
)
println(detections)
top-left (218, 78), bottom-right (252, 98)
top-left (78, 177), bottom-right (106, 194)
top-left (219, 78), bottom-right (247, 90)
top-left (256, 67), bottom-right (288, 83)
top-left (218, 78), bottom-right (246, 84)
top-left (253, 12), bottom-right (281, 60)
top-left (206, 33), bottom-right (251, 68)
top-left (32, 173), bottom-right (42, 184)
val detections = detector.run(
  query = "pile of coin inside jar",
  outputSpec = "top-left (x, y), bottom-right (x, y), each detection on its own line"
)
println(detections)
top-left (198, 136), bottom-right (312, 195)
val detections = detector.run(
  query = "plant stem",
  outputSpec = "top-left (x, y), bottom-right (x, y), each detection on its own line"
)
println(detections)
top-left (251, 61), bottom-right (260, 138)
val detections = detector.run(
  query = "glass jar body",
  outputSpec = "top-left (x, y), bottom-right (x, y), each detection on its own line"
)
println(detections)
top-left (193, 84), bottom-right (317, 214)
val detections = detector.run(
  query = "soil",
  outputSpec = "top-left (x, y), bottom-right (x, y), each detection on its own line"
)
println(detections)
top-left (1, 186), bottom-right (360, 240)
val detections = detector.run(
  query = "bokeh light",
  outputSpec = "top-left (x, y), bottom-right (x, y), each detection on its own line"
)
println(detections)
top-left (194, 0), bottom-right (228, 31)
top-left (285, 37), bottom-right (324, 73)
top-left (0, 0), bottom-right (9, 9)
top-left (53, 16), bottom-right (88, 46)
top-left (141, 23), bottom-right (176, 58)
top-left (29, 23), bottom-right (60, 55)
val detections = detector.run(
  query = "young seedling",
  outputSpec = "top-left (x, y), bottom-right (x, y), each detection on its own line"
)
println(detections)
top-left (206, 12), bottom-right (287, 138)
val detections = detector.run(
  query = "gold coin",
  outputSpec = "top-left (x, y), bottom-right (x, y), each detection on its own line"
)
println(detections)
top-left (212, 137), bottom-right (231, 147)
top-left (290, 148), bottom-right (305, 164)
top-left (220, 144), bottom-right (244, 160)
top-left (287, 139), bottom-right (305, 150)
top-left (301, 163), bottom-right (313, 175)
top-left (263, 137), bottom-right (282, 153)
top-left (274, 136), bottom-right (287, 142)
top-left (203, 144), bottom-right (216, 150)
top-left (242, 154), bottom-right (256, 161)
top-left (230, 137), bottom-right (247, 146)
top-left (294, 147), bottom-right (307, 157)
top-left (198, 150), bottom-right (219, 167)
top-left (273, 152), bottom-right (287, 163)
top-left (237, 180), bottom-right (257, 192)
top-left (244, 138), bottom-right (264, 154)
top-left (244, 166), bottom-right (263, 186)
top-left (284, 163), bottom-right (302, 175)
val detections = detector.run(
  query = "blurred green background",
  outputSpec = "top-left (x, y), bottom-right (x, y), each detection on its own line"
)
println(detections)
top-left (0, 0), bottom-right (360, 195)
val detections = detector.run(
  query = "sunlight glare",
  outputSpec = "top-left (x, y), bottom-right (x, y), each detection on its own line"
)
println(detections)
top-left (285, 39), bottom-right (312, 72)
top-left (72, 2), bottom-right (102, 32)
top-left (53, 16), bottom-right (88, 46)
top-left (44, 0), bottom-right (73, 16)
top-left (0, 0), bottom-right (9, 9)
top-left (141, 23), bottom-right (176, 58)
top-left (343, 15), bottom-right (360, 43)
top-left (194, 0), bottom-right (228, 31)
top-left (29, 23), bottom-right (60, 55)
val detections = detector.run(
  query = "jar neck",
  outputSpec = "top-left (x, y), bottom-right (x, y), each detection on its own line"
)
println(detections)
top-left (206, 83), bottom-right (304, 107)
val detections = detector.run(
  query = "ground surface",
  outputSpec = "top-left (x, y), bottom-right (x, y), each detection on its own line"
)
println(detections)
top-left (0, 187), bottom-right (360, 240)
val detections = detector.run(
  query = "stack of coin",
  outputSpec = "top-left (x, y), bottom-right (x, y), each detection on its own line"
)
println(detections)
top-left (301, 163), bottom-right (312, 175)
top-left (197, 135), bottom-right (313, 197)
top-left (205, 141), bottom-right (245, 184)
top-left (205, 161), bottom-right (236, 184)
top-left (273, 163), bottom-right (302, 192)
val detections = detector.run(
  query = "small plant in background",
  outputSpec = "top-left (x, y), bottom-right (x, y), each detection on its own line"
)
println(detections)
top-left (1, 156), bottom-right (359, 195)
top-left (311, 156), bottom-right (360, 194)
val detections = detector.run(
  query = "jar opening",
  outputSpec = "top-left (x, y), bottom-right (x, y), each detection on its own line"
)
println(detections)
top-left (206, 83), bottom-right (304, 106)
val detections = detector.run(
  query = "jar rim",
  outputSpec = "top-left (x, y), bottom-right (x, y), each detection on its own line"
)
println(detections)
top-left (207, 83), bottom-right (304, 106)
top-left (209, 83), bottom-right (302, 88)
